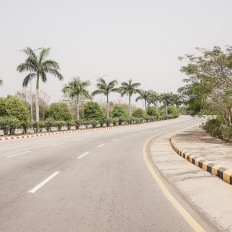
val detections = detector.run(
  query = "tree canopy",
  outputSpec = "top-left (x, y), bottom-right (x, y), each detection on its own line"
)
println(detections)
top-left (178, 46), bottom-right (232, 124)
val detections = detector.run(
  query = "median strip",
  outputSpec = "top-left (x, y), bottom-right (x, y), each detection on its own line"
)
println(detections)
top-left (29, 171), bottom-right (60, 193)
top-left (7, 151), bottom-right (30, 158)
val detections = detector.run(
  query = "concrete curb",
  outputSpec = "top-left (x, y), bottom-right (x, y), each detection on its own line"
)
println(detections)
top-left (170, 138), bottom-right (232, 185)
top-left (0, 122), bottom-right (151, 142)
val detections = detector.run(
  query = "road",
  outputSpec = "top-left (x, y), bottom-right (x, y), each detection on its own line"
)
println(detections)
top-left (0, 116), bottom-right (213, 232)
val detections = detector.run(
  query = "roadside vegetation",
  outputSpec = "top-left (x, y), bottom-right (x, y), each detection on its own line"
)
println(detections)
top-left (179, 46), bottom-right (232, 141)
top-left (0, 47), bottom-right (181, 136)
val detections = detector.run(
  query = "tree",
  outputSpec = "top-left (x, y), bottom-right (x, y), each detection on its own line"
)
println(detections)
top-left (92, 78), bottom-right (118, 119)
top-left (178, 46), bottom-right (232, 125)
top-left (111, 104), bottom-right (128, 118)
top-left (119, 79), bottom-right (141, 117)
top-left (135, 90), bottom-right (151, 110)
top-left (0, 78), bottom-right (3, 87)
top-left (47, 102), bottom-right (72, 121)
top-left (0, 96), bottom-right (30, 133)
top-left (84, 102), bottom-right (105, 121)
top-left (17, 47), bottom-right (63, 131)
top-left (62, 77), bottom-right (91, 120)
top-left (160, 93), bottom-right (174, 115)
top-left (147, 91), bottom-right (159, 107)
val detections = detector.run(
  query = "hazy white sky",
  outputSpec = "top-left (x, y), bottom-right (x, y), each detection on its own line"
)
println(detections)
top-left (0, 0), bottom-right (232, 105)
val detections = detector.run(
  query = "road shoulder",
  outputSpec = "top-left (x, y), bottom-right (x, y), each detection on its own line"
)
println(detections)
top-left (147, 130), bottom-right (232, 232)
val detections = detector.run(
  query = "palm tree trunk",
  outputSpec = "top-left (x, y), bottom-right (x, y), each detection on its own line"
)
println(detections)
top-left (35, 75), bottom-right (40, 132)
top-left (129, 95), bottom-right (131, 117)
top-left (165, 101), bottom-right (168, 115)
top-left (106, 95), bottom-right (109, 119)
top-left (76, 95), bottom-right (80, 120)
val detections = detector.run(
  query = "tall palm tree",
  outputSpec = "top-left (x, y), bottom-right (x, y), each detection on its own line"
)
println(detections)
top-left (119, 79), bottom-right (141, 117)
top-left (17, 47), bottom-right (63, 130)
top-left (135, 90), bottom-right (151, 110)
top-left (92, 78), bottom-right (118, 119)
top-left (147, 91), bottom-right (159, 107)
top-left (0, 78), bottom-right (3, 87)
top-left (62, 77), bottom-right (91, 120)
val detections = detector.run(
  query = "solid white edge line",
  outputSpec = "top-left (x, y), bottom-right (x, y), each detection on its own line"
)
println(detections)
top-left (97, 143), bottom-right (105, 148)
top-left (77, 152), bottom-right (89, 159)
top-left (29, 171), bottom-right (60, 193)
top-left (7, 151), bottom-right (30, 158)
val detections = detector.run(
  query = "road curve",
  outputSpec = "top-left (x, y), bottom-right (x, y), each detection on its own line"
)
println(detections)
top-left (0, 116), bottom-right (213, 232)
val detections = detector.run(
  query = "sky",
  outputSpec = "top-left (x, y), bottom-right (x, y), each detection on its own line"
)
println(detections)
top-left (0, 0), bottom-right (232, 107)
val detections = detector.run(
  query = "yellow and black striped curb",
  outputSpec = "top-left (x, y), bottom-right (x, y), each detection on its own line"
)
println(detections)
top-left (170, 138), bottom-right (232, 185)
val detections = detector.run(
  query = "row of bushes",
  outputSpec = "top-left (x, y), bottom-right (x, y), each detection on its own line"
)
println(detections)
top-left (0, 114), bottom-right (179, 135)
top-left (202, 117), bottom-right (232, 141)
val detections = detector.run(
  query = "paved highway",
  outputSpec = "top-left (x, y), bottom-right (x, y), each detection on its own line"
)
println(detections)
top-left (0, 116), bottom-right (213, 231)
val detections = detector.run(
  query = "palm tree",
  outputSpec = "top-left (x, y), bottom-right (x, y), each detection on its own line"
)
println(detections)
top-left (62, 77), bottom-right (91, 120)
top-left (0, 78), bottom-right (3, 87)
top-left (147, 91), bottom-right (159, 107)
top-left (17, 47), bottom-right (63, 131)
top-left (136, 90), bottom-right (151, 110)
top-left (119, 79), bottom-right (141, 116)
top-left (92, 78), bottom-right (118, 119)
top-left (160, 92), bottom-right (174, 115)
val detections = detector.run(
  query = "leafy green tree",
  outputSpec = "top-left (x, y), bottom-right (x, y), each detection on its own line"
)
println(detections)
top-left (119, 79), bottom-right (141, 117)
top-left (92, 78), bottom-right (118, 119)
top-left (62, 77), bottom-right (91, 120)
top-left (178, 46), bottom-right (232, 124)
top-left (111, 104), bottom-right (128, 118)
top-left (5, 96), bottom-right (30, 124)
top-left (132, 108), bottom-right (146, 118)
top-left (17, 47), bottom-right (63, 131)
top-left (84, 102), bottom-right (105, 121)
top-left (0, 96), bottom-right (30, 134)
top-left (47, 102), bottom-right (72, 121)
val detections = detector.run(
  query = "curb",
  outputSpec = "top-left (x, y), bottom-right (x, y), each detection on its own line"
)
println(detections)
top-left (0, 122), bottom-right (152, 142)
top-left (170, 138), bottom-right (232, 185)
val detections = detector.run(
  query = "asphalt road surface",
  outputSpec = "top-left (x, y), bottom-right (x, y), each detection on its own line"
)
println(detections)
top-left (0, 116), bottom-right (213, 232)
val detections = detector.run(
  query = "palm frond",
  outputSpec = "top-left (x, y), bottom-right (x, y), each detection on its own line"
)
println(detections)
top-left (39, 48), bottom-right (50, 64)
top-left (47, 69), bottom-right (63, 80)
top-left (41, 72), bottom-right (47, 83)
top-left (92, 89), bottom-right (103, 96)
top-left (43, 60), bottom-right (60, 70)
top-left (22, 73), bottom-right (36, 87)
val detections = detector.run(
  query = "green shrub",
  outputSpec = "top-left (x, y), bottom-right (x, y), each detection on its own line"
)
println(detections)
top-left (44, 117), bottom-right (55, 131)
top-left (132, 108), bottom-right (146, 118)
top-left (90, 120), bottom-right (98, 128)
top-left (83, 120), bottom-right (90, 129)
top-left (54, 121), bottom-right (66, 131)
top-left (75, 119), bottom-right (83, 129)
top-left (112, 118), bottom-right (119, 126)
top-left (0, 117), bottom-right (20, 135)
